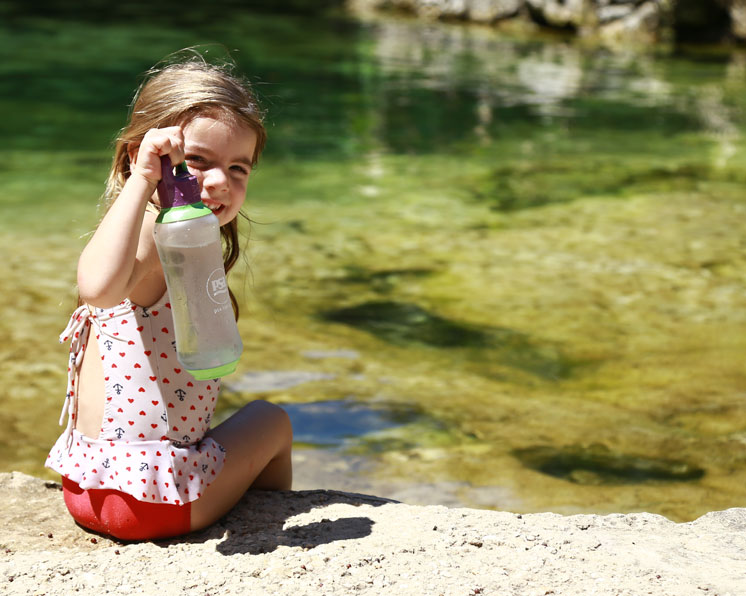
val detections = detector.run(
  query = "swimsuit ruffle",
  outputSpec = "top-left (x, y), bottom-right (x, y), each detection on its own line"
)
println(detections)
top-left (47, 429), bottom-right (225, 505)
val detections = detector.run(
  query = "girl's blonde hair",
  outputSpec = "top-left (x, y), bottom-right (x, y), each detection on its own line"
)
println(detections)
top-left (104, 51), bottom-right (266, 317)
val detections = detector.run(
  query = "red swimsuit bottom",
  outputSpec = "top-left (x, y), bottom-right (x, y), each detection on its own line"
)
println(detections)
top-left (62, 477), bottom-right (192, 541)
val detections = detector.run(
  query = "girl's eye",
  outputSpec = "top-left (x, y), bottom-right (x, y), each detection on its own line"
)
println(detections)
top-left (230, 165), bottom-right (250, 176)
top-left (185, 155), bottom-right (205, 165)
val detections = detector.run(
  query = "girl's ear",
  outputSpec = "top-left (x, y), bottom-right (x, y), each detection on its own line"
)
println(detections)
top-left (127, 143), bottom-right (139, 167)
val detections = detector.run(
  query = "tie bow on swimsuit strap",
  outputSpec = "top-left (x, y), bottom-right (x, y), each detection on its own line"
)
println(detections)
top-left (58, 304), bottom-right (129, 448)
top-left (58, 305), bottom-right (93, 448)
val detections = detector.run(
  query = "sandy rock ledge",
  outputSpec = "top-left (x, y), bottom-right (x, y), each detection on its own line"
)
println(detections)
top-left (1, 472), bottom-right (744, 595)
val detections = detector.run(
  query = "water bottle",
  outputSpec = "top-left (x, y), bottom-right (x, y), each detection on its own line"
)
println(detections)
top-left (153, 156), bottom-right (243, 380)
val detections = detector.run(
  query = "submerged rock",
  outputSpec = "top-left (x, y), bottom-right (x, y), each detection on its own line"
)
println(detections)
top-left (320, 300), bottom-right (582, 381)
top-left (320, 300), bottom-right (491, 348)
top-left (513, 444), bottom-right (706, 485)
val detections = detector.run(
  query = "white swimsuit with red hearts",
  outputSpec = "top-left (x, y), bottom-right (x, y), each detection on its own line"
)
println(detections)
top-left (46, 293), bottom-right (226, 506)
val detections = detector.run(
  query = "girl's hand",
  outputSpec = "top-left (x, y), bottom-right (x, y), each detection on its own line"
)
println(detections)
top-left (129, 127), bottom-right (185, 185)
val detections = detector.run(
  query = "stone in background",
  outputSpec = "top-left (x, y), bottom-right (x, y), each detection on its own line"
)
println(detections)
top-left (348, 0), bottom-right (746, 43)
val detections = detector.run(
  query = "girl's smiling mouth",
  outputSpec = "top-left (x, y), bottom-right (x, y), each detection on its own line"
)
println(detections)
top-left (201, 199), bottom-right (225, 215)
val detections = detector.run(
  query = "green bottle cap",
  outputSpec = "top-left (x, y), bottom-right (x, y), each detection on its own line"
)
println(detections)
top-left (186, 358), bottom-right (239, 381)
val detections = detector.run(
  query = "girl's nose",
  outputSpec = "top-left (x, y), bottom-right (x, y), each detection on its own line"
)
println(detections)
top-left (203, 167), bottom-right (229, 192)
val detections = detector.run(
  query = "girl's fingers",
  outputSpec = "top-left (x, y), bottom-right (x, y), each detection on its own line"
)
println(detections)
top-left (131, 127), bottom-right (185, 183)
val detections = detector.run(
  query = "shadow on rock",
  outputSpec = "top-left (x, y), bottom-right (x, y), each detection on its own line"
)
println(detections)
top-left (173, 488), bottom-right (394, 555)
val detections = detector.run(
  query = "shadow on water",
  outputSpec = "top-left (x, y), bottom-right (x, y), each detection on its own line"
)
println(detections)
top-left (513, 444), bottom-right (706, 486)
top-left (320, 300), bottom-right (584, 381)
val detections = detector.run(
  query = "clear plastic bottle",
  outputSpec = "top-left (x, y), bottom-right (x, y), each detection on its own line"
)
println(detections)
top-left (153, 157), bottom-right (243, 380)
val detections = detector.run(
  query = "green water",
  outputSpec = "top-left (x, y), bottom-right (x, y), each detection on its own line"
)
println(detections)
top-left (2, 7), bottom-right (745, 521)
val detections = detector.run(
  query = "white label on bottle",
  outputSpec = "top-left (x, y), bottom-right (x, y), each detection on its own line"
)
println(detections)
top-left (206, 268), bottom-right (230, 305)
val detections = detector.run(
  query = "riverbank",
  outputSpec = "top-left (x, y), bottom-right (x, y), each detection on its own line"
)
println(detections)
top-left (347, 0), bottom-right (746, 45)
top-left (2, 472), bottom-right (744, 595)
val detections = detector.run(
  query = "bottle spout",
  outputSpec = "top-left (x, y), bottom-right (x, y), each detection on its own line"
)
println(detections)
top-left (156, 156), bottom-right (201, 209)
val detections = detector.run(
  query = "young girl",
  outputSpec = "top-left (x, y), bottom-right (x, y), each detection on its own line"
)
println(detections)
top-left (46, 54), bottom-right (293, 541)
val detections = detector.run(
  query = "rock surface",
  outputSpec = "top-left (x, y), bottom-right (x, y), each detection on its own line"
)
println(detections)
top-left (348, 0), bottom-right (746, 43)
top-left (2, 472), bottom-right (745, 595)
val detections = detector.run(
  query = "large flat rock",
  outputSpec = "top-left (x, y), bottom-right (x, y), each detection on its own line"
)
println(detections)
top-left (1, 472), bottom-right (744, 595)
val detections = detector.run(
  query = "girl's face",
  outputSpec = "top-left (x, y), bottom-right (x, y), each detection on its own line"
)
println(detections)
top-left (182, 115), bottom-right (258, 226)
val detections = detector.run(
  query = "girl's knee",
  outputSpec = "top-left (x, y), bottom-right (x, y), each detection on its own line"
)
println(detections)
top-left (249, 400), bottom-right (293, 443)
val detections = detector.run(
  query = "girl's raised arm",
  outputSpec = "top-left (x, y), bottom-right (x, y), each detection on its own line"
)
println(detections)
top-left (77, 127), bottom-right (184, 308)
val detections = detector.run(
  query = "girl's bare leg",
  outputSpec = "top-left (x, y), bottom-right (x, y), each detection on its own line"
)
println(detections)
top-left (189, 400), bottom-right (293, 532)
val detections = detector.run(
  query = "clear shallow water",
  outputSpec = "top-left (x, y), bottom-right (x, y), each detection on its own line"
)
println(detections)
top-left (1, 8), bottom-right (745, 521)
